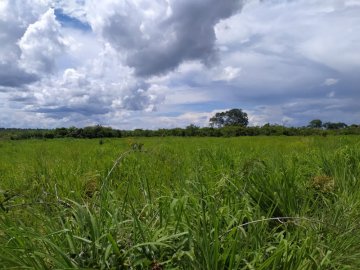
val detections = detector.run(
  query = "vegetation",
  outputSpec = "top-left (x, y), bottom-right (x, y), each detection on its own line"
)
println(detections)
top-left (0, 109), bottom-right (356, 141)
top-left (209, 109), bottom-right (249, 128)
top-left (1, 122), bottom-right (360, 140)
top-left (308, 119), bottom-right (323, 129)
top-left (1, 136), bottom-right (360, 269)
top-left (0, 109), bottom-right (359, 140)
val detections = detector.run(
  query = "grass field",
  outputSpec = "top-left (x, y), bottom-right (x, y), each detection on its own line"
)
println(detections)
top-left (1, 136), bottom-right (360, 269)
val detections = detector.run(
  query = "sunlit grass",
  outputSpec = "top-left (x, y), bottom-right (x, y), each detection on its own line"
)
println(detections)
top-left (1, 136), bottom-right (360, 269)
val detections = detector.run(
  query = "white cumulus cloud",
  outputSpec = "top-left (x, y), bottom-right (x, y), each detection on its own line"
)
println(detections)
top-left (18, 9), bottom-right (67, 75)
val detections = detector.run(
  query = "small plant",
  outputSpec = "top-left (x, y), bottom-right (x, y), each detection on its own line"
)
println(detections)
top-left (131, 142), bottom-right (144, 151)
top-left (0, 189), bottom-right (18, 212)
top-left (126, 139), bottom-right (144, 151)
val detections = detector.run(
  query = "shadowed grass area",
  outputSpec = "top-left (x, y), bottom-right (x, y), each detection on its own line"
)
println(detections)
top-left (1, 136), bottom-right (360, 269)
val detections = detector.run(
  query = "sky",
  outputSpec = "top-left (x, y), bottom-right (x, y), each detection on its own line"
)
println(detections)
top-left (0, 0), bottom-right (359, 129)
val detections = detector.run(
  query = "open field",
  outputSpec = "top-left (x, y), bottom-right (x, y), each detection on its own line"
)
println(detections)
top-left (1, 136), bottom-right (360, 269)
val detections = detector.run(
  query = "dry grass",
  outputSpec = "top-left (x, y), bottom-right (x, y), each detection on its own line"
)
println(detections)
top-left (311, 175), bottom-right (335, 193)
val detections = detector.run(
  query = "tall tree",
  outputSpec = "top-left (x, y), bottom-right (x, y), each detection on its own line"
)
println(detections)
top-left (209, 109), bottom-right (248, 128)
top-left (308, 119), bottom-right (322, 128)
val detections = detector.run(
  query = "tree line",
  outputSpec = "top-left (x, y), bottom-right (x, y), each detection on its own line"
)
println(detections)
top-left (0, 109), bottom-right (359, 140)
top-left (1, 123), bottom-right (359, 140)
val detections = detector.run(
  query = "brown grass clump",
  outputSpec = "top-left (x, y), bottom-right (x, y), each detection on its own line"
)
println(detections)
top-left (84, 179), bottom-right (98, 198)
top-left (83, 175), bottom-right (99, 198)
top-left (311, 175), bottom-right (335, 193)
top-left (151, 261), bottom-right (163, 270)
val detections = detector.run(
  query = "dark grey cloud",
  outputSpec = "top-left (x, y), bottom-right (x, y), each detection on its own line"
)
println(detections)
top-left (0, 65), bottom-right (38, 88)
top-left (0, 15), bottom-right (38, 87)
top-left (8, 92), bottom-right (36, 103)
top-left (100, 0), bottom-right (243, 77)
top-left (121, 88), bottom-right (155, 111)
top-left (34, 105), bottom-right (109, 119)
top-left (103, 11), bottom-right (144, 50)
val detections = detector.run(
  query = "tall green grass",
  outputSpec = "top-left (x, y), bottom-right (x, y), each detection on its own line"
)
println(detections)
top-left (1, 136), bottom-right (360, 269)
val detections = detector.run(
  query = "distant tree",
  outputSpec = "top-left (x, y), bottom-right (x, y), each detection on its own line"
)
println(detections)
top-left (261, 123), bottom-right (284, 136)
top-left (209, 109), bottom-right (248, 128)
top-left (185, 124), bottom-right (200, 136)
top-left (54, 127), bottom-right (69, 137)
top-left (133, 129), bottom-right (144, 137)
top-left (308, 119), bottom-right (322, 128)
top-left (323, 122), bottom-right (347, 130)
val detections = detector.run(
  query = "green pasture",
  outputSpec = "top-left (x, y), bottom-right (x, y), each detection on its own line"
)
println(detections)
top-left (1, 136), bottom-right (360, 269)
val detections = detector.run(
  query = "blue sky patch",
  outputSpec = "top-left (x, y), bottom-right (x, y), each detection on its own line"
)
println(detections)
top-left (54, 9), bottom-right (91, 31)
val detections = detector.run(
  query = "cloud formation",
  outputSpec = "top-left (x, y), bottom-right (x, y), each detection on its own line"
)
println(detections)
top-left (18, 9), bottom-right (67, 75)
top-left (0, 0), bottom-right (359, 129)
top-left (0, 0), bottom-right (49, 87)
top-left (88, 0), bottom-right (243, 76)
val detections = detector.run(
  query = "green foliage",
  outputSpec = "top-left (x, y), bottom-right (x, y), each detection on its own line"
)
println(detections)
top-left (308, 119), bottom-right (323, 128)
top-left (0, 137), bottom-right (360, 268)
top-left (323, 122), bottom-right (348, 130)
top-left (209, 108), bottom-right (249, 128)
top-left (2, 121), bottom-right (360, 140)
